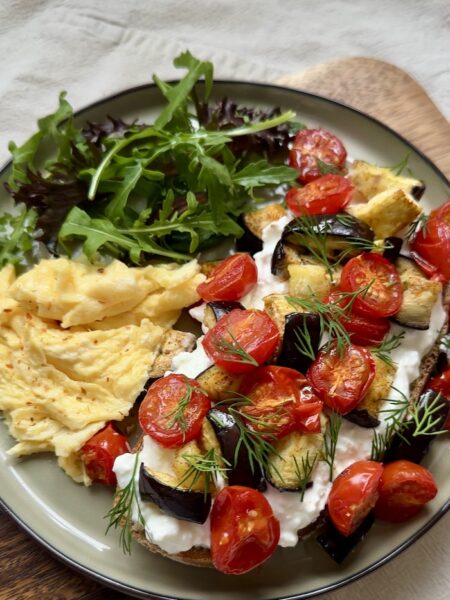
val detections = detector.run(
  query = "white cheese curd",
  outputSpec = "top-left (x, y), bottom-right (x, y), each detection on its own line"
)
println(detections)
top-left (169, 336), bottom-right (213, 379)
top-left (189, 303), bottom-right (208, 332)
top-left (114, 436), bottom-right (210, 554)
top-left (241, 215), bottom-right (291, 309)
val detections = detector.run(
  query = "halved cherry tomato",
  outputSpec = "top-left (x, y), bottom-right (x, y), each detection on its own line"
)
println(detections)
top-left (238, 366), bottom-right (323, 438)
top-left (197, 254), bottom-right (258, 302)
top-left (289, 128), bottom-right (347, 184)
top-left (210, 486), bottom-right (280, 574)
top-left (328, 460), bottom-right (383, 536)
top-left (410, 201), bottom-right (450, 281)
top-left (138, 374), bottom-right (211, 448)
top-left (80, 423), bottom-right (130, 486)
top-left (286, 175), bottom-right (353, 216)
top-left (307, 343), bottom-right (375, 414)
top-left (327, 289), bottom-right (390, 346)
top-left (340, 253), bottom-right (403, 318)
top-left (202, 309), bottom-right (279, 374)
top-left (374, 460), bottom-right (438, 522)
top-left (427, 369), bottom-right (450, 429)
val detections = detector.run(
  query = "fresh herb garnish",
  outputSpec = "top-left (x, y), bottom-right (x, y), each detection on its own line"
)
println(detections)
top-left (177, 448), bottom-right (230, 498)
top-left (411, 393), bottom-right (448, 437)
top-left (0, 207), bottom-right (38, 268)
top-left (164, 382), bottom-right (196, 438)
top-left (322, 411), bottom-right (342, 481)
top-left (293, 317), bottom-right (318, 361)
top-left (383, 152), bottom-right (411, 176)
top-left (105, 452), bottom-right (144, 554)
top-left (293, 451), bottom-right (318, 501)
top-left (371, 332), bottom-right (406, 367)
top-left (317, 158), bottom-right (340, 175)
top-left (405, 213), bottom-right (428, 242)
top-left (212, 329), bottom-right (259, 367)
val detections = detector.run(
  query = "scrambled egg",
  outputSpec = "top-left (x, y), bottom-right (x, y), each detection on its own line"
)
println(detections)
top-left (0, 258), bottom-right (204, 484)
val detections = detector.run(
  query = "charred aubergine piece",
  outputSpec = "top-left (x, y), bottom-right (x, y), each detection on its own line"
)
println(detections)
top-left (139, 465), bottom-right (211, 524)
top-left (207, 408), bottom-right (266, 491)
top-left (203, 301), bottom-right (244, 329)
top-left (276, 312), bottom-right (321, 373)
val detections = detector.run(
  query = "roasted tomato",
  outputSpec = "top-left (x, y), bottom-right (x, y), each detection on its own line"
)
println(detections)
top-left (328, 289), bottom-right (390, 346)
top-left (197, 254), bottom-right (258, 302)
top-left (307, 343), bottom-right (375, 414)
top-left (80, 423), bottom-right (130, 486)
top-left (210, 486), bottom-right (280, 574)
top-left (238, 366), bottom-right (323, 438)
top-left (328, 460), bottom-right (383, 536)
top-left (285, 175), bottom-right (353, 216)
top-left (202, 309), bottom-right (279, 374)
top-left (340, 253), bottom-right (403, 318)
top-left (424, 369), bottom-right (450, 429)
top-left (138, 374), bottom-right (211, 447)
top-left (410, 200), bottom-right (450, 281)
top-left (289, 128), bottom-right (347, 184)
top-left (374, 460), bottom-right (438, 522)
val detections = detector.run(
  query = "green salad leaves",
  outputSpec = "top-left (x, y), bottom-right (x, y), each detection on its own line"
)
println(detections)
top-left (3, 51), bottom-right (299, 267)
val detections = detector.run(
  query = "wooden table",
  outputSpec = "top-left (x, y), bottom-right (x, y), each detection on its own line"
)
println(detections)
top-left (1, 57), bottom-right (449, 600)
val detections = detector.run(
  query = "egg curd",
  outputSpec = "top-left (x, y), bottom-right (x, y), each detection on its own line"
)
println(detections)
top-left (0, 257), bottom-right (204, 484)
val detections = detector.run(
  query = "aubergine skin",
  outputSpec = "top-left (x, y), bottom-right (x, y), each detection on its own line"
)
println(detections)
top-left (276, 312), bottom-right (321, 373)
top-left (344, 409), bottom-right (380, 428)
top-left (236, 216), bottom-right (263, 255)
top-left (207, 409), bottom-right (267, 491)
top-left (384, 390), bottom-right (450, 464)
top-left (207, 301), bottom-right (244, 321)
top-left (271, 239), bottom-right (287, 276)
top-left (317, 512), bottom-right (375, 564)
top-left (382, 236), bottom-right (403, 263)
top-left (139, 465), bottom-right (211, 524)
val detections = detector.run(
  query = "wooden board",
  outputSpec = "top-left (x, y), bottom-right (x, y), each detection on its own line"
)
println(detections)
top-left (1, 57), bottom-right (449, 600)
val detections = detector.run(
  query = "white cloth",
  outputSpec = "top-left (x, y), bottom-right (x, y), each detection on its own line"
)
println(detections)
top-left (0, 1), bottom-right (449, 598)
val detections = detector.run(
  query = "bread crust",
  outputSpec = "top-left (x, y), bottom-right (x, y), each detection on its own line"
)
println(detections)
top-left (121, 319), bottom-right (447, 569)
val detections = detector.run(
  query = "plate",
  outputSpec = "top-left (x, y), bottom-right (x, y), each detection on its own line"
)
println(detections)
top-left (1, 81), bottom-right (449, 600)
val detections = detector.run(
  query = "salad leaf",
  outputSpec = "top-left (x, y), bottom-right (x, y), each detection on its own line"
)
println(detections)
top-left (0, 208), bottom-right (38, 267)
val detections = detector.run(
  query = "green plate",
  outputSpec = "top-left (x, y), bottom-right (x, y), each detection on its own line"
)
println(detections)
top-left (1, 81), bottom-right (449, 600)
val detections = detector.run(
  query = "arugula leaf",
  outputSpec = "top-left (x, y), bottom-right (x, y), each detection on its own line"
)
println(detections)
top-left (105, 162), bottom-right (145, 222)
top-left (0, 208), bottom-right (38, 268)
top-left (233, 160), bottom-right (297, 191)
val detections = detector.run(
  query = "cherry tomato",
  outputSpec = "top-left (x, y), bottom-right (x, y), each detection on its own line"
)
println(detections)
top-left (286, 175), bottom-right (353, 216)
top-left (328, 460), bottom-right (383, 536)
top-left (289, 128), bottom-right (347, 184)
top-left (327, 289), bottom-right (390, 346)
top-left (427, 369), bottom-right (450, 429)
top-left (238, 366), bottom-right (323, 438)
top-left (409, 250), bottom-right (447, 283)
top-left (197, 254), bottom-right (258, 302)
top-left (210, 486), bottom-right (280, 574)
top-left (307, 343), bottom-right (375, 414)
top-left (202, 309), bottom-right (279, 375)
top-left (374, 460), bottom-right (438, 522)
top-left (138, 374), bottom-right (211, 448)
top-left (410, 201), bottom-right (450, 281)
top-left (340, 253), bottom-right (403, 318)
top-left (80, 423), bottom-right (130, 486)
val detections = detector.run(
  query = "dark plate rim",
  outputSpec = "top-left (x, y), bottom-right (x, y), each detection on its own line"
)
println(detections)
top-left (0, 79), bottom-right (449, 600)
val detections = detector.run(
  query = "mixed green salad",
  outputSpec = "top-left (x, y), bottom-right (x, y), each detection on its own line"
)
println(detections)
top-left (1, 51), bottom-right (302, 269)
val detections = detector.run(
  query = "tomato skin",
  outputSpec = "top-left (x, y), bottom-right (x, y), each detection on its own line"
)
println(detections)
top-left (307, 343), bottom-right (375, 414)
top-left (374, 460), bottom-right (438, 522)
top-left (289, 128), bottom-right (347, 183)
top-left (328, 460), bottom-right (383, 536)
top-left (80, 423), bottom-right (130, 486)
top-left (410, 201), bottom-right (450, 281)
top-left (210, 486), bottom-right (280, 574)
top-left (327, 289), bottom-right (390, 346)
top-left (286, 175), bottom-right (353, 216)
top-left (197, 254), bottom-right (258, 302)
top-left (427, 369), bottom-right (450, 429)
top-left (238, 366), bottom-right (323, 438)
top-left (138, 374), bottom-right (211, 448)
top-left (202, 309), bottom-right (280, 374)
top-left (340, 253), bottom-right (403, 318)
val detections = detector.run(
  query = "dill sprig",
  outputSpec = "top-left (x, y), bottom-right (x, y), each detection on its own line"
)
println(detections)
top-left (371, 331), bottom-right (406, 367)
top-left (383, 152), bottom-right (411, 176)
top-left (104, 452), bottom-right (144, 554)
top-left (214, 394), bottom-right (285, 481)
top-left (293, 451), bottom-right (318, 501)
top-left (164, 381), bottom-right (197, 439)
top-left (411, 392), bottom-right (448, 437)
top-left (212, 329), bottom-right (258, 367)
top-left (177, 448), bottom-right (231, 499)
top-left (293, 317), bottom-right (317, 361)
top-left (405, 213), bottom-right (428, 242)
top-left (317, 158), bottom-right (340, 175)
top-left (287, 283), bottom-right (373, 356)
top-left (322, 411), bottom-right (342, 481)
